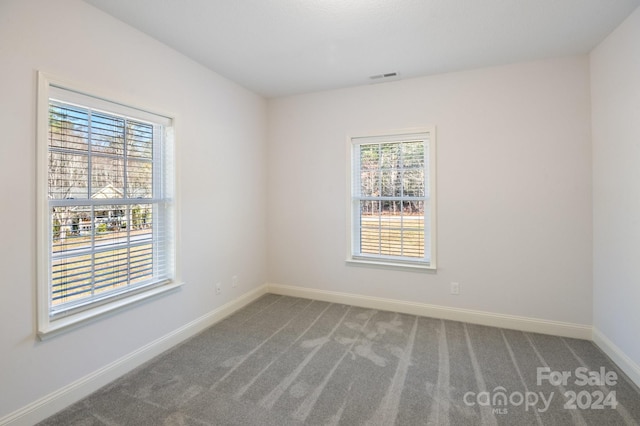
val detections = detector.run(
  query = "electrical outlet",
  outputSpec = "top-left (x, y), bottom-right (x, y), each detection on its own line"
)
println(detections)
top-left (216, 282), bottom-right (221, 295)
top-left (232, 275), bottom-right (238, 288)
top-left (450, 282), bottom-right (460, 295)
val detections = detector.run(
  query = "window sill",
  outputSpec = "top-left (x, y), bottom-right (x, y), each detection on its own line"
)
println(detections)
top-left (38, 281), bottom-right (184, 340)
top-left (346, 257), bottom-right (436, 272)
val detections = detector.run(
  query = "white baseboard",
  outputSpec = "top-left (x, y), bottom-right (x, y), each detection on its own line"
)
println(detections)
top-left (267, 283), bottom-right (592, 340)
top-left (592, 328), bottom-right (640, 389)
top-left (0, 284), bottom-right (269, 426)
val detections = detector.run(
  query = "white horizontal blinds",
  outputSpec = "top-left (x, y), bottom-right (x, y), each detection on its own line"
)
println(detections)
top-left (127, 121), bottom-right (153, 198)
top-left (353, 133), bottom-right (430, 263)
top-left (48, 90), bottom-right (171, 317)
top-left (423, 139), bottom-right (432, 262)
top-left (49, 85), bottom-right (172, 126)
top-left (48, 103), bottom-right (90, 199)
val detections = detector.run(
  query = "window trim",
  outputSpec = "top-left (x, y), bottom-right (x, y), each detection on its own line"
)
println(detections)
top-left (36, 72), bottom-right (181, 339)
top-left (346, 127), bottom-right (437, 271)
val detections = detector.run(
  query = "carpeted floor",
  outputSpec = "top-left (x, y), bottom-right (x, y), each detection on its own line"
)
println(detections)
top-left (40, 294), bottom-right (640, 425)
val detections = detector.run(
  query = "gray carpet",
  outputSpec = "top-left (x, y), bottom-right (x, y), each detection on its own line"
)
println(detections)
top-left (40, 294), bottom-right (640, 425)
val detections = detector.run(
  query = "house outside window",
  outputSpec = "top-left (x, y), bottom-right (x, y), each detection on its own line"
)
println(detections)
top-left (36, 73), bottom-right (179, 338)
top-left (347, 129), bottom-right (436, 269)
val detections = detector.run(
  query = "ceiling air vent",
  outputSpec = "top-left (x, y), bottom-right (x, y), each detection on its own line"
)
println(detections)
top-left (369, 72), bottom-right (399, 80)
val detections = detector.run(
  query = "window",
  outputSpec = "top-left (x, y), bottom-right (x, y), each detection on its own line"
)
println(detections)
top-left (36, 73), bottom-right (179, 337)
top-left (348, 129), bottom-right (436, 269)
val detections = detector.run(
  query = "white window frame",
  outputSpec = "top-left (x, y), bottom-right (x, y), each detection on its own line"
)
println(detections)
top-left (346, 128), bottom-right (437, 270)
top-left (36, 72), bottom-right (181, 339)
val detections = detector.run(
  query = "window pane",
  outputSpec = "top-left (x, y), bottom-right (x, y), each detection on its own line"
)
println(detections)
top-left (381, 170), bottom-right (401, 197)
top-left (131, 204), bottom-right (153, 233)
top-left (423, 142), bottom-right (431, 197)
top-left (379, 215), bottom-right (402, 256)
top-left (402, 201), bottom-right (424, 258)
top-left (401, 228), bottom-right (425, 257)
top-left (380, 143), bottom-right (400, 169)
top-left (127, 159), bottom-right (153, 198)
top-left (51, 255), bottom-right (93, 306)
top-left (130, 244), bottom-right (153, 284)
top-left (360, 201), bottom-right (380, 255)
top-left (359, 144), bottom-right (379, 197)
top-left (49, 103), bottom-right (89, 152)
top-left (381, 200), bottom-right (402, 215)
top-left (94, 205), bottom-right (128, 246)
top-left (48, 152), bottom-right (89, 199)
top-left (360, 144), bottom-right (379, 170)
top-left (90, 113), bottom-right (125, 156)
top-left (403, 200), bottom-right (424, 216)
top-left (91, 157), bottom-right (125, 198)
top-left (401, 141), bottom-right (424, 168)
top-left (52, 206), bottom-right (91, 253)
top-left (360, 200), bottom-right (379, 216)
top-left (402, 169), bottom-right (425, 197)
top-left (94, 248), bottom-right (129, 294)
top-left (131, 203), bottom-right (154, 284)
top-left (127, 121), bottom-right (154, 160)
top-left (360, 170), bottom-right (379, 197)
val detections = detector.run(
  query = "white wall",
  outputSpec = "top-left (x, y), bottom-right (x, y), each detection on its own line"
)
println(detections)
top-left (591, 7), bottom-right (640, 375)
top-left (268, 56), bottom-right (592, 325)
top-left (0, 0), bottom-right (267, 418)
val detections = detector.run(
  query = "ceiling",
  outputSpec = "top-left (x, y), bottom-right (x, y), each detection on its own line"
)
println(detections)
top-left (84, 0), bottom-right (640, 98)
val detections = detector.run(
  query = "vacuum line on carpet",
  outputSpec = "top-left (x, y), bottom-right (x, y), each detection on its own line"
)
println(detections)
top-left (259, 306), bottom-right (353, 409)
top-left (501, 330), bottom-right (544, 426)
top-left (291, 309), bottom-right (378, 422)
top-left (427, 319), bottom-right (451, 426)
top-left (210, 298), bottom-right (314, 391)
top-left (368, 315), bottom-right (420, 426)
top-left (464, 323), bottom-right (499, 426)
top-left (234, 302), bottom-right (334, 399)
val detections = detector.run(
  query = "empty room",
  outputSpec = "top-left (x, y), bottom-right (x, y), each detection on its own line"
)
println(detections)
top-left (1, 0), bottom-right (639, 424)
